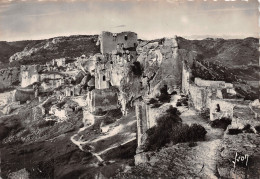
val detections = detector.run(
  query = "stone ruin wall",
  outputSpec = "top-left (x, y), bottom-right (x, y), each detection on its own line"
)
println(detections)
top-left (210, 99), bottom-right (234, 121)
top-left (135, 100), bottom-right (158, 151)
top-left (99, 31), bottom-right (137, 54)
top-left (181, 62), bottom-right (190, 95)
top-left (20, 65), bottom-right (41, 88)
top-left (88, 88), bottom-right (119, 113)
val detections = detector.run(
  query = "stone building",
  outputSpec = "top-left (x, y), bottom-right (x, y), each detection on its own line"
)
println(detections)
top-left (95, 62), bottom-right (111, 90)
top-left (40, 72), bottom-right (65, 91)
top-left (20, 65), bottom-right (41, 88)
top-left (53, 58), bottom-right (66, 67)
top-left (98, 31), bottom-right (138, 54)
top-left (210, 99), bottom-right (234, 121)
top-left (87, 87), bottom-right (119, 113)
top-left (182, 62), bottom-right (237, 111)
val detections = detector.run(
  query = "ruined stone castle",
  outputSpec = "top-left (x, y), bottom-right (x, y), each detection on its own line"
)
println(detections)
top-left (87, 31), bottom-right (138, 113)
top-left (97, 31), bottom-right (137, 54)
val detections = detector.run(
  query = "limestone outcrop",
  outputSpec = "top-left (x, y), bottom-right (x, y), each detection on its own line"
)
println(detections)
top-left (137, 37), bottom-right (182, 97)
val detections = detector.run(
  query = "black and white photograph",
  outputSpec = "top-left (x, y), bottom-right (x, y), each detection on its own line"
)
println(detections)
top-left (0, 0), bottom-right (259, 178)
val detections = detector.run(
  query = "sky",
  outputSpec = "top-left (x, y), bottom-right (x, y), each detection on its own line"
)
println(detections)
top-left (0, 0), bottom-right (258, 41)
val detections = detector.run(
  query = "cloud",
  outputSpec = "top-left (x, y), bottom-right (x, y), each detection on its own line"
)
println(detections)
top-left (113, 25), bottom-right (126, 28)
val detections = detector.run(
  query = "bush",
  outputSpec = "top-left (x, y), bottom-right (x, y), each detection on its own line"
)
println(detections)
top-left (144, 107), bottom-right (182, 151)
top-left (143, 106), bottom-right (206, 151)
top-left (157, 85), bottom-right (171, 103)
top-left (242, 124), bottom-right (254, 133)
top-left (210, 117), bottom-right (231, 130)
top-left (176, 102), bottom-right (182, 106)
top-left (147, 98), bottom-right (158, 105)
top-left (255, 125), bottom-right (260, 133)
top-left (228, 128), bottom-right (242, 135)
top-left (37, 120), bottom-right (56, 128)
top-left (102, 117), bottom-right (116, 126)
top-left (189, 123), bottom-right (207, 141)
top-left (93, 108), bottom-right (107, 116)
top-left (131, 62), bottom-right (142, 76)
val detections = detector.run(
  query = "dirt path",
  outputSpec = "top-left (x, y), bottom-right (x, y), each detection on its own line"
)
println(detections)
top-left (180, 108), bottom-right (224, 179)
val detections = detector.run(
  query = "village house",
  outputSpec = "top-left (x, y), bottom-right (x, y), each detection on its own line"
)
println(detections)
top-left (52, 58), bottom-right (66, 67)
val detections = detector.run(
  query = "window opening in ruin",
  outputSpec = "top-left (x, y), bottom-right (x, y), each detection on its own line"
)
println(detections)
top-left (103, 75), bottom-right (106, 81)
top-left (216, 104), bottom-right (220, 112)
top-left (124, 35), bottom-right (128, 41)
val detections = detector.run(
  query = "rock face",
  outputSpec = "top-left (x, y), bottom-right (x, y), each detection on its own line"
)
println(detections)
top-left (137, 37), bottom-right (182, 96)
top-left (0, 67), bottom-right (20, 91)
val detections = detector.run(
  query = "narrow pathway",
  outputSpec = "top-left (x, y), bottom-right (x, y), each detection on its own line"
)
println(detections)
top-left (180, 108), bottom-right (224, 178)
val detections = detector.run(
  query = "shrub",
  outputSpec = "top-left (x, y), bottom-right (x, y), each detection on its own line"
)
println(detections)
top-left (157, 85), bottom-right (171, 103)
top-left (243, 124), bottom-right (254, 133)
top-left (147, 98), bottom-right (158, 105)
top-left (188, 142), bottom-right (197, 147)
top-left (93, 108), bottom-right (106, 116)
top-left (228, 128), bottom-right (242, 135)
top-left (144, 107), bottom-right (182, 151)
top-left (102, 117), bottom-right (116, 126)
top-left (182, 100), bottom-right (188, 106)
top-left (176, 102), bottom-right (182, 106)
top-left (255, 125), bottom-right (260, 133)
top-left (131, 62), bottom-right (142, 76)
top-left (37, 120), bottom-right (56, 128)
top-left (210, 117), bottom-right (231, 130)
top-left (143, 106), bottom-right (206, 151)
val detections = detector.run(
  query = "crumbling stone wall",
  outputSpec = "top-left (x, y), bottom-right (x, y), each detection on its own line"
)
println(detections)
top-left (135, 100), bottom-right (158, 148)
top-left (195, 78), bottom-right (233, 88)
top-left (210, 99), bottom-right (234, 121)
top-left (182, 62), bottom-right (191, 95)
top-left (88, 87), bottom-right (119, 113)
top-left (98, 31), bottom-right (137, 54)
top-left (20, 65), bottom-right (41, 88)
top-left (135, 100), bottom-right (173, 153)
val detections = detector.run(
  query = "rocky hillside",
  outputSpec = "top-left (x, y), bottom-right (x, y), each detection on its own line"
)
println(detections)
top-left (0, 40), bottom-right (36, 68)
top-left (1, 35), bottom-right (100, 69)
top-left (177, 37), bottom-right (259, 81)
top-left (177, 37), bottom-right (259, 100)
